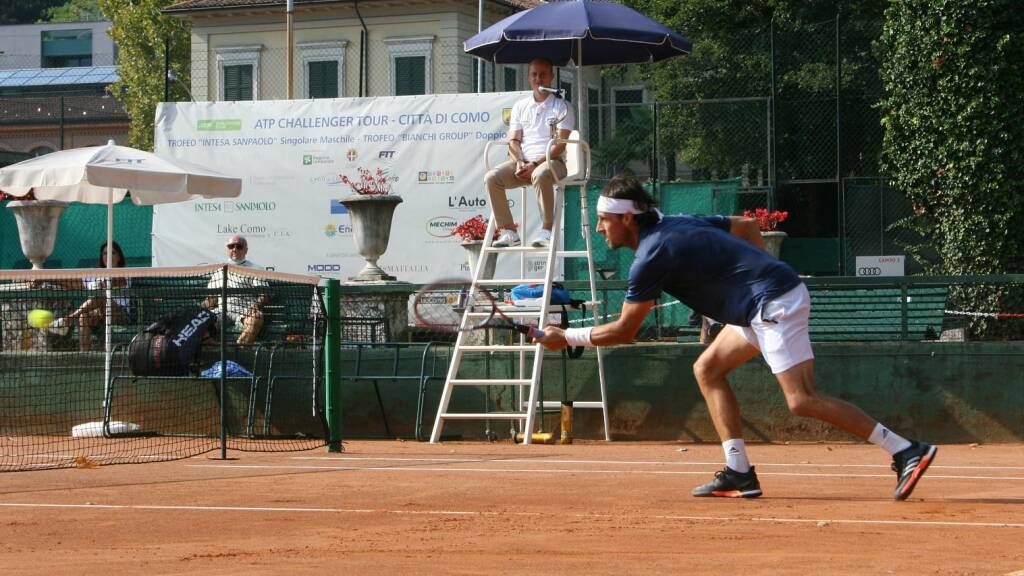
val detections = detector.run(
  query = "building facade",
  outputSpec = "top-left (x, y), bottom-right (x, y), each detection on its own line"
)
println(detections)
top-left (0, 20), bottom-right (128, 159)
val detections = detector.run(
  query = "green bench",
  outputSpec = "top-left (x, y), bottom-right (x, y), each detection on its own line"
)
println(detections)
top-left (808, 286), bottom-right (948, 341)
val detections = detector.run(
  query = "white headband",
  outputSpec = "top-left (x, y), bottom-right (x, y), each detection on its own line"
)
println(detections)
top-left (597, 196), bottom-right (645, 214)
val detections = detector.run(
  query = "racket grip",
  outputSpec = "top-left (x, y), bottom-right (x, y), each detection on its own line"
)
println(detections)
top-left (529, 326), bottom-right (545, 339)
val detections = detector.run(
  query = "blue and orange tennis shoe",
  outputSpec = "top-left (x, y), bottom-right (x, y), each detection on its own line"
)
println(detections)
top-left (692, 466), bottom-right (762, 498)
top-left (892, 441), bottom-right (937, 501)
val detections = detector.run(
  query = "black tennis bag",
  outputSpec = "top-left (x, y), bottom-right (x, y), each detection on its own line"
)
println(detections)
top-left (128, 306), bottom-right (218, 376)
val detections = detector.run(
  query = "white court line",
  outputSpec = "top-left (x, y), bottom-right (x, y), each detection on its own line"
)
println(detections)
top-left (0, 502), bottom-right (1020, 529)
top-left (291, 455), bottom-right (1024, 471)
top-left (189, 463), bottom-right (1024, 481)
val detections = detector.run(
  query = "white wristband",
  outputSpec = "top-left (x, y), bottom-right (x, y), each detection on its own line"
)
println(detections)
top-left (564, 327), bottom-right (594, 347)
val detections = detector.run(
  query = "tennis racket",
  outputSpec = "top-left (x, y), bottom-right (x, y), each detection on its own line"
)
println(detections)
top-left (412, 278), bottom-right (545, 338)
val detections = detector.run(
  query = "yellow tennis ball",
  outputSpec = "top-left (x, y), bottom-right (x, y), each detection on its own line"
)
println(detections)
top-left (27, 309), bottom-right (54, 329)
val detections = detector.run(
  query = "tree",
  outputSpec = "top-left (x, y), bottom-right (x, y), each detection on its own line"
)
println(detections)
top-left (39, 0), bottom-right (103, 22)
top-left (0, 1), bottom-right (64, 24)
top-left (879, 0), bottom-right (1023, 276)
top-left (615, 1), bottom-right (888, 181)
top-left (99, 0), bottom-right (190, 151)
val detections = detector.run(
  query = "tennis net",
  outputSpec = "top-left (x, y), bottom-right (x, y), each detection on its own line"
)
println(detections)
top-left (0, 264), bottom-right (326, 472)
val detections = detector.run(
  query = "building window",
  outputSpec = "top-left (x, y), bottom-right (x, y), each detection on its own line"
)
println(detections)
top-left (385, 36), bottom-right (433, 96)
top-left (216, 45), bottom-right (262, 101)
top-left (223, 65), bottom-right (253, 101)
top-left (299, 41), bottom-right (346, 99)
top-left (308, 61), bottom-right (338, 98)
top-left (41, 29), bottom-right (93, 68)
top-left (612, 86), bottom-right (645, 129)
top-left (504, 67), bottom-right (518, 92)
top-left (588, 86), bottom-right (601, 145)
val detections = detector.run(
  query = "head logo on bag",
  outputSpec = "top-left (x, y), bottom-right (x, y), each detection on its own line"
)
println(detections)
top-left (129, 306), bottom-right (218, 376)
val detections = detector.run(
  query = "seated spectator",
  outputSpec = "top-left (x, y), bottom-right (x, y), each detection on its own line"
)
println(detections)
top-left (202, 235), bottom-right (268, 344)
top-left (49, 241), bottom-right (131, 352)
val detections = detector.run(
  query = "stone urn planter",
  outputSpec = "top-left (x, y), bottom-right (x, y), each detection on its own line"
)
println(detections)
top-left (339, 194), bottom-right (403, 281)
top-left (761, 230), bottom-right (787, 259)
top-left (7, 199), bottom-right (68, 269)
top-left (460, 240), bottom-right (497, 280)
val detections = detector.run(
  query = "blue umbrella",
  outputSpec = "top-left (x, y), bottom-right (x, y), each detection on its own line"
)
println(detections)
top-left (464, 0), bottom-right (692, 66)
top-left (465, 0), bottom-right (691, 135)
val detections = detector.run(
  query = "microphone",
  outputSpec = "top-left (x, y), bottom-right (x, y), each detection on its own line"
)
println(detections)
top-left (538, 85), bottom-right (565, 98)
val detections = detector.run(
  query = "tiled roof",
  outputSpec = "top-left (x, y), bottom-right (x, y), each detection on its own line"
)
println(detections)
top-left (165, 0), bottom-right (541, 12)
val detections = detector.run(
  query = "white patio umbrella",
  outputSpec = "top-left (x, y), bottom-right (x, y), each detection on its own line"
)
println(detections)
top-left (0, 139), bottom-right (242, 401)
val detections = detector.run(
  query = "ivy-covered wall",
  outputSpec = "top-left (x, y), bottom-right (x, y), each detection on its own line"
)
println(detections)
top-left (879, 0), bottom-right (1023, 275)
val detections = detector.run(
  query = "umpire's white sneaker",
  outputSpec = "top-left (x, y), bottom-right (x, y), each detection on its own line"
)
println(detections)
top-left (530, 228), bottom-right (552, 248)
top-left (493, 229), bottom-right (520, 247)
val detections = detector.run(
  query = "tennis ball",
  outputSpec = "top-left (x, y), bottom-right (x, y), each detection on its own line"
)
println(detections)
top-left (27, 309), bottom-right (54, 329)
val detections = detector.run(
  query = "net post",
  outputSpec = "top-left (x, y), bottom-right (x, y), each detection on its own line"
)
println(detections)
top-left (324, 278), bottom-right (343, 452)
top-left (219, 265), bottom-right (228, 459)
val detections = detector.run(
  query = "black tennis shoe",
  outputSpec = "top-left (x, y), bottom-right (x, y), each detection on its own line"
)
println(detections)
top-left (692, 466), bottom-right (762, 498)
top-left (892, 441), bottom-right (937, 501)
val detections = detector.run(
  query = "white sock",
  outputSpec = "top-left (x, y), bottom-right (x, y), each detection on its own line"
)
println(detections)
top-left (52, 317), bottom-right (65, 328)
top-left (722, 438), bottom-right (751, 473)
top-left (868, 423), bottom-right (912, 456)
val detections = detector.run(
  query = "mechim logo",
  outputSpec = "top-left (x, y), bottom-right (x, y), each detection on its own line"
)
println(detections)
top-left (425, 216), bottom-right (459, 238)
top-left (197, 119), bottom-right (242, 131)
top-left (502, 108), bottom-right (512, 126)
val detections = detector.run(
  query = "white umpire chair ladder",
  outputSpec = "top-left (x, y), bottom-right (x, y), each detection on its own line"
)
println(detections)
top-left (429, 129), bottom-right (610, 444)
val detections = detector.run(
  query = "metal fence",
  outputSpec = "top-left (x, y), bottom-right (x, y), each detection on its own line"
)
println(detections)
top-left (0, 16), bottom-right (912, 276)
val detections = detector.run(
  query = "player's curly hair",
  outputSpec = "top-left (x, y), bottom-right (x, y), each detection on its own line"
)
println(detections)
top-left (601, 174), bottom-right (660, 228)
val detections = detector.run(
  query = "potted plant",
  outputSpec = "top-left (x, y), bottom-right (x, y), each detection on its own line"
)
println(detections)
top-left (3, 189), bottom-right (68, 270)
top-left (338, 167), bottom-right (402, 281)
top-left (452, 214), bottom-right (499, 280)
top-left (744, 208), bottom-right (789, 258)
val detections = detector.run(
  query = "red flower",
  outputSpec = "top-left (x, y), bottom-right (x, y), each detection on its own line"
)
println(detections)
top-left (743, 208), bottom-right (789, 231)
top-left (338, 166), bottom-right (396, 195)
top-left (452, 215), bottom-right (499, 243)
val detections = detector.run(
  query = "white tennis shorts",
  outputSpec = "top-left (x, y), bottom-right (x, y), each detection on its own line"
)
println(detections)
top-left (730, 283), bottom-right (814, 374)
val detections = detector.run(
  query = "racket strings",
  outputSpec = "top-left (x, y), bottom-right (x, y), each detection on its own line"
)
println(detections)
top-left (414, 283), bottom-right (498, 331)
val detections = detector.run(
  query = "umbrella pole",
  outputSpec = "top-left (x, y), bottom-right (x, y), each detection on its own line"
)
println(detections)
top-left (577, 41), bottom-right (585, 142)
top-left (104, 188), bottom-right (113, 413)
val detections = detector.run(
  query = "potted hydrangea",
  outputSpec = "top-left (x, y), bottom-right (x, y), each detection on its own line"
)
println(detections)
top-left (338, 167), bottom-right (402, 281)
top-left (452, 214), bottom-right (498, 280)
top-left (744, 208), bottom-right (789, 258)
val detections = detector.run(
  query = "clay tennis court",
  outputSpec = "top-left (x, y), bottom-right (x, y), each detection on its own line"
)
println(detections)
top-left (1, 440), bottom-right (1022, 575)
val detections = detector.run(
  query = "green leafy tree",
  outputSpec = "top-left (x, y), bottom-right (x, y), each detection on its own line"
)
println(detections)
top-left (0, 1), bottom-right (65, 24)
top-left (40, 0), bottom-right (103, 22)
top-left (99, 0), bottom-right (190, 150)
top-left (614, 1), bottom-right (887, 181)
top-left (879, 0), bottom-right (1024, 276)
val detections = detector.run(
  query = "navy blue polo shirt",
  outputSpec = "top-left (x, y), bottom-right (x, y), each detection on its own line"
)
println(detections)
top-left (624, 214), bottom-right (802, 326)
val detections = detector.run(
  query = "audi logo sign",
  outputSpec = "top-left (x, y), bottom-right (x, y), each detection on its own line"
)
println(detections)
top-left (854, 256), bottom-right (905, 277)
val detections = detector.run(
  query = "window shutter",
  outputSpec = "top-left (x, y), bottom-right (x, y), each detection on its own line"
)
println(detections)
top-left (224, 64), bottom-right (253, 101)
top-left (309, 60), bottom-right (338, 99)
top-left (504, 68), bottom-right (517, 92)
top-left (395, 56), bottom-right (426, 96)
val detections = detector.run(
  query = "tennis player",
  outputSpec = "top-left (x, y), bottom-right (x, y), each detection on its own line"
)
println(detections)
top-left (536, 175), bottom-right (937, 500)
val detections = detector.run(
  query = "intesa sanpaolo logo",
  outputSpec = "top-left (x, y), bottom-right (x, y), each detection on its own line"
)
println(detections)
top-left (197, 119), bottom-right (242, 131)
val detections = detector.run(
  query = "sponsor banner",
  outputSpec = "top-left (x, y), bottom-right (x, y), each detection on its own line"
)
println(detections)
top-left (855, 255), bottom-right (905, 277)
top-left (153, 94), bottom-right (552, 282)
